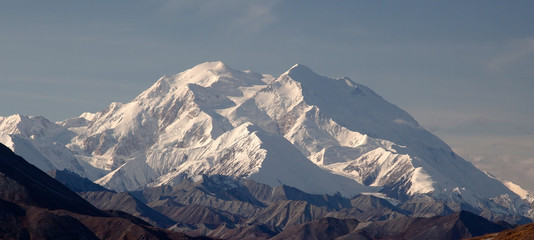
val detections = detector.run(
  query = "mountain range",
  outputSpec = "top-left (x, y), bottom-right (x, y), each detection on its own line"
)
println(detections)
top-left (48, 168), bottom-right (512, 239)
top-left (0, 143), bottom-right (515, 239)
top-left (0, 61), bottom-right (532, 224)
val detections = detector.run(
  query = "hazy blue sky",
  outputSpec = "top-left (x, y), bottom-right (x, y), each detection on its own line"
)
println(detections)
top-left (1, 1), bottom-right (533, 190)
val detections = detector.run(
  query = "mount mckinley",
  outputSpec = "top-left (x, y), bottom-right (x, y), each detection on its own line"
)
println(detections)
top-left (0, 61), bottom-right (532, 223)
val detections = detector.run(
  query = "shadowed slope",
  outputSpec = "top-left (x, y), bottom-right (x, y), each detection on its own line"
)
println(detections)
top-left (0, 143), bottom-right (102, 216)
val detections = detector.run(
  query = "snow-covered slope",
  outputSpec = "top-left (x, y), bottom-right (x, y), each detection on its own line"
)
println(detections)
top-left (0, 114), bottom-right (105, 180)
top-left (0, 61), bottom-right (531, 219)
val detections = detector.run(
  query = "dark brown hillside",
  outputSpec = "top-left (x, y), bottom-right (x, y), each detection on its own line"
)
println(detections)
top-left (0, 143), bottom-right (102, 216)
top-left (470, 222), bottom-right (534, 240)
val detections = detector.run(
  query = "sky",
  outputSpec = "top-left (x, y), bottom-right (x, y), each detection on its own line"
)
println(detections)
top-left (1, 1), bottom-right (533, 191)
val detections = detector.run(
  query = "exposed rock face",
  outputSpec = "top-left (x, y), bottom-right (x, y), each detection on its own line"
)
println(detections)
top-left (271, 217), bottom-right (360, 240)
top-left (80, 191), bottom-right (177, 228)
top-left (42, 168), bottom-right (514, 239)
top-left (271, 211), bottom-right (507, 240)
top-left (105, 174), bottom-right (508, 239)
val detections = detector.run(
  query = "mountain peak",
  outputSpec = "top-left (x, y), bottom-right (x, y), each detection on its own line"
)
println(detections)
top-left (0, 114), bottom-right (25, 124)
top-left (285, 64), bottom-right (319, 79)
top-left (160, 61), bottom-right (250, 88)
top-left (0, 114), bottom-right (55, 137)
top-left (289, 63), bottom-right (309, 70)
top-left (189, 61), bottom-right (234, 75)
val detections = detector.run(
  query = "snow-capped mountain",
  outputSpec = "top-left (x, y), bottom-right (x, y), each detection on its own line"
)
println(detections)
top-left (64, 62), bottom-right (376, 195)
top-left (0, 61), bottom-right (531, 219)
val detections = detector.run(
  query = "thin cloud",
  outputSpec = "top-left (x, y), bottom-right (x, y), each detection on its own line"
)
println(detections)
top-left (448, 134), bottom-right (534, 192)
top-left (233, 1), bottom-right (279, 33)
top-left (155, 0), bottom-right (280, 33)
top-left (488, 37), bottom-right (534, 75)
top-left (470, 155), bottom-right (534, 192)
